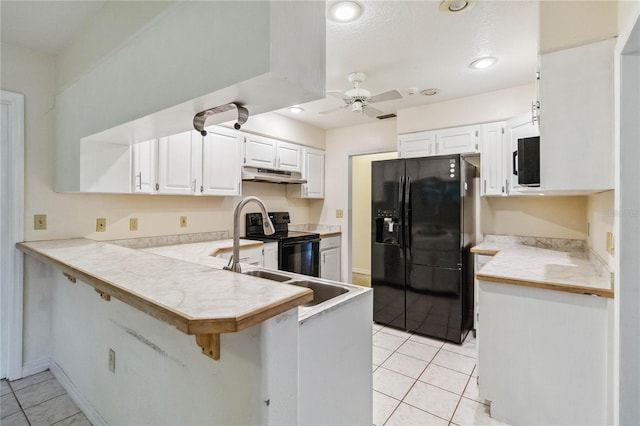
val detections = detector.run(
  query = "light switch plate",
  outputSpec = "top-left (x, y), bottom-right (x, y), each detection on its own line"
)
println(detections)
top-left (180, 216), bottom-right (187, 227)
top-left (606, 232), bottom-right (614, 255)
top-left (336, 209), bottom-right (344, 218)
top-left (34, 214), bottom-right (47, 230)
top-left (129, 218), bottom-right (138, 231)
top-left (96, 218), bottom-right (106, 232)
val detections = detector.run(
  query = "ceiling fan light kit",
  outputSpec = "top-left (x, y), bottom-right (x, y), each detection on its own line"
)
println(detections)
top-left (439, 0), bottom-right (477, 13)
top-left (328, 1), bottom-right (363, 23)
top-left (320, 71), bottom-right (403, 117)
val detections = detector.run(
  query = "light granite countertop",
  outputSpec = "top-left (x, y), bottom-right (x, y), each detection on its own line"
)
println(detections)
top-left (17, 239), bottom-right (313, 337)
top-left (289, 224), bottom-right (341, 238)
top-left (472, 235), bottom-right (614, 298)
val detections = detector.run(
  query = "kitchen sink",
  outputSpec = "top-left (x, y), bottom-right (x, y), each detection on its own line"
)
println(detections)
top-left (288, 280), bottom-right (349, 306)
top-left (242, 270), bottom-right (293, 282)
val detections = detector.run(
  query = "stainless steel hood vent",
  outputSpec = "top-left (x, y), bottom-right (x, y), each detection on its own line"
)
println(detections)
top-left (242, 166), bottom-right (307, 184)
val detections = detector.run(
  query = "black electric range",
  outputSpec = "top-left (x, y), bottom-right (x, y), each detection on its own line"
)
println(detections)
top-left (245, 212), bottom-right (320, 277)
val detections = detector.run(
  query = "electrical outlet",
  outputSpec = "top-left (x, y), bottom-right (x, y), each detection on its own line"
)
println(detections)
top-left (34, 214), bottom-right (47, 230)
top-left (108, 348), bottom-right (116, 373)
top-left (336, 209), bottom-right (344, 218)
top-left (96, 218), bottom-right (107, 232)
top-left (606, 232), bottom-right (614, 255)
top-left (180, 216), bottom-right (187, 228)
top-left (129, 218), bottom-right (139, 231)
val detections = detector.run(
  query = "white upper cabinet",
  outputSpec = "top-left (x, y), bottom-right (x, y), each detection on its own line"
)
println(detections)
top-left (399, 131), bottom-right (435, 158)
top-left (276, 140), bottom-right (302, 172)
top-left (244, 134), bottom-right (277, 169)
top-left (506, 114), bottom-right (540, 194)
top-left (399, 125), bottom-right (480, 158)
top-left (480, 122), bottom-right (506, 196)
top-left (132, 139), bottom-right (158, 194)
top-left (436, 125), bottom-right (480, 156)
top-left (288, 147), bottom-right (325, 199)
top-left (201, 126), bottom-right (242, 196)
top-left (158, 131), bottom-right (200, 195)
top-left (539, 38), bottom-right (614, 193)
top-left (243, 134), bottom-right (302, 173)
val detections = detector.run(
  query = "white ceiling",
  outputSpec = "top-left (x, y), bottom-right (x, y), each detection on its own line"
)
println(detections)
top-left (0, 0), bottom-right (539, 130)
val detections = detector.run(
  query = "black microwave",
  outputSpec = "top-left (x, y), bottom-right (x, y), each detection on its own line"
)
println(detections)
top-left (513, 136), bottom-right (540, 187)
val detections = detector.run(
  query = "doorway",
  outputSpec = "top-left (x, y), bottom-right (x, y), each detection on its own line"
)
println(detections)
top-left (349, 151), bottom-right (397, 287)
top-left (1, 90), bottom-right (25, 380)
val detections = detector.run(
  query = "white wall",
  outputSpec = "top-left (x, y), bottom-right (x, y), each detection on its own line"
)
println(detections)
top-left (587, 190), bottom-right (615, 268)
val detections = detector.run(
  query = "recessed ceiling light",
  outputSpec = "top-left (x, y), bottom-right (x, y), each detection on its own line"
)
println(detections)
top-left (405, 87), bottom-right (420, 96)
top-left (288, 106), bottom-right (304, 114)
top-left (328, 1), bottom-right (363, 23)
top-left (420, 88), bottom-right (440, 96)
top-left (469, 56), bottom-right (498, 70)
top-left (439, 0), bottom-right (477, 13)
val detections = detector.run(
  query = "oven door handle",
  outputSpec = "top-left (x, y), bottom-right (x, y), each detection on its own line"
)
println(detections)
top-left (281, 238), bottom-right (320, 247)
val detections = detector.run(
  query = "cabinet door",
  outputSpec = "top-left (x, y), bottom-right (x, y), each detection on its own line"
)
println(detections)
top-left (132, 139), bottom-right (158, 193)
top-left (216, 246), bottom-right (263, 266)
top-left (506, 114), bottom-right (539, 194)
top-left (320, 247), bottom-right (341, 282)
top-left (262, 242), bottom-right (279, 270)
top-left (304, 148), bottom-right (324, 198)
top-left (399, 131), bottom-right (435, 158)
top-left (276, 140), bottom-right (302, 172)
top-left (158, 131), bottom-right (198, 195)
top-left (480, 122), bottom-right (506, 196)
top-left (539, 38), bottom-right (614, 192)
top-left (244, 134), bottom-right (276, 169)
top-left (201, 126), bottom-right (241, 196)
top-left (436, 125), bottom-right (480, 155)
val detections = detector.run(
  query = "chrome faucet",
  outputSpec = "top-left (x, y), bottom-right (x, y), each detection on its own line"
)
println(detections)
top-left (224, 196), bottom-right (275, 273)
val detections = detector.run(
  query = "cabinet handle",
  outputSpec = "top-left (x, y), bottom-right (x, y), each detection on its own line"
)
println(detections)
top-left (155, 183), bottom-right (159, 191)
top-left (273, 158), bottom-right (277, 168)
top-left (483, 180), bottom-right (486, 194)
top-left (531, 100), bottom-right (540, 124)
top-left (506, 180), bottom-right (510, 194)
top-left (136, 172), bottom-right (142, 190)
top-left (192, 179), bottom-right (196, 193)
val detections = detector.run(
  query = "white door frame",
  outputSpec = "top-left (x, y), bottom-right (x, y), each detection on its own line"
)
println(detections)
top-left (346, 149), bottom-right (397, 284)
top-left (1, 90), bottom-right (25, 380)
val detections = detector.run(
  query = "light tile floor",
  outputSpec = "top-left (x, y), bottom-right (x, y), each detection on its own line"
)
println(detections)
top-left (1, 371), bottom-right (91, 426)
top-left (372, 323), bottom-right (508, 426)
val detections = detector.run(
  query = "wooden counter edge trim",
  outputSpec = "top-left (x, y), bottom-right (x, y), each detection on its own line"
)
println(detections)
top-left (470, 247), bottom-right (500, 255)
top-left (475, 272), bottom-right (614, 298)
top-left (320, 231), bottom-right (342, 238)
top-left (210, 241), bottom-right (264, 256)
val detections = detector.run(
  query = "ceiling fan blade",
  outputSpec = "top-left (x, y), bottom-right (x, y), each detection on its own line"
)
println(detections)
top-left (369, 89), bottom-right (402, 103)
top-left (318, 106), bottom-right (347, 115)
top-left (363, 105), bottom-right (384, 118)
top-left (327, 90), bottom-right (352, 100)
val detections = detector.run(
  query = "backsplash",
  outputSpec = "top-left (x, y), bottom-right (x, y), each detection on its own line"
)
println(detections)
top-left (482, 234), bottom-right (587, 252)
top-left (109, 231), bottom-right (229, 249)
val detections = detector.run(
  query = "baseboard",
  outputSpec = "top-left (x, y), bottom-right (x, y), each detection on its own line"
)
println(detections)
top-left (351, 268), bottom-right (370, 276)
top-left (50, 361), bottom-right (108, 426)
top-left (21, 357), bottom-right (50, 378)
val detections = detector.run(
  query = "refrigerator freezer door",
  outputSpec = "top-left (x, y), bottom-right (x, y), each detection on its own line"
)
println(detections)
top-left (405, 156), bottom-right (462, 268)
top-left (371, 159), bottom-right (406, 329)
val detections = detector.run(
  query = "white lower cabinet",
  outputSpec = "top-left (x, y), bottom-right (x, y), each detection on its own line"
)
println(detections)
top-left (262, 242), bottom-right (278, 270)
top-left (320, 236), bottom-right (341, 281)
top-left (478, 280), bottom-right (612, 425)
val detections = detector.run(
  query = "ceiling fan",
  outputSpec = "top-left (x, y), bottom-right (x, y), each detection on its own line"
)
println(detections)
top-left (319, 72), bottom-right (402, 117)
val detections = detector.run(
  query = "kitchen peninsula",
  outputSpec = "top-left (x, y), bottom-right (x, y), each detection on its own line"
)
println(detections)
top-left (17, 238), bottom-right (372, 425)
top-left (473, 235), bottom-right (614, 425)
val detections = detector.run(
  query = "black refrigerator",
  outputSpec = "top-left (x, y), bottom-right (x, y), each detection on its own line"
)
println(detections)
top-left (371, 154), bottom-right (476, 343)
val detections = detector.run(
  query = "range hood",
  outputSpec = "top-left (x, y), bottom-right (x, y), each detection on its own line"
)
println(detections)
top-left (242, 166), bottom-right (307, 184)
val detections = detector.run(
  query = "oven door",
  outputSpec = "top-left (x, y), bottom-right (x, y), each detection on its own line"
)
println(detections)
top-left (279, 238), bottom-right (320, 277)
